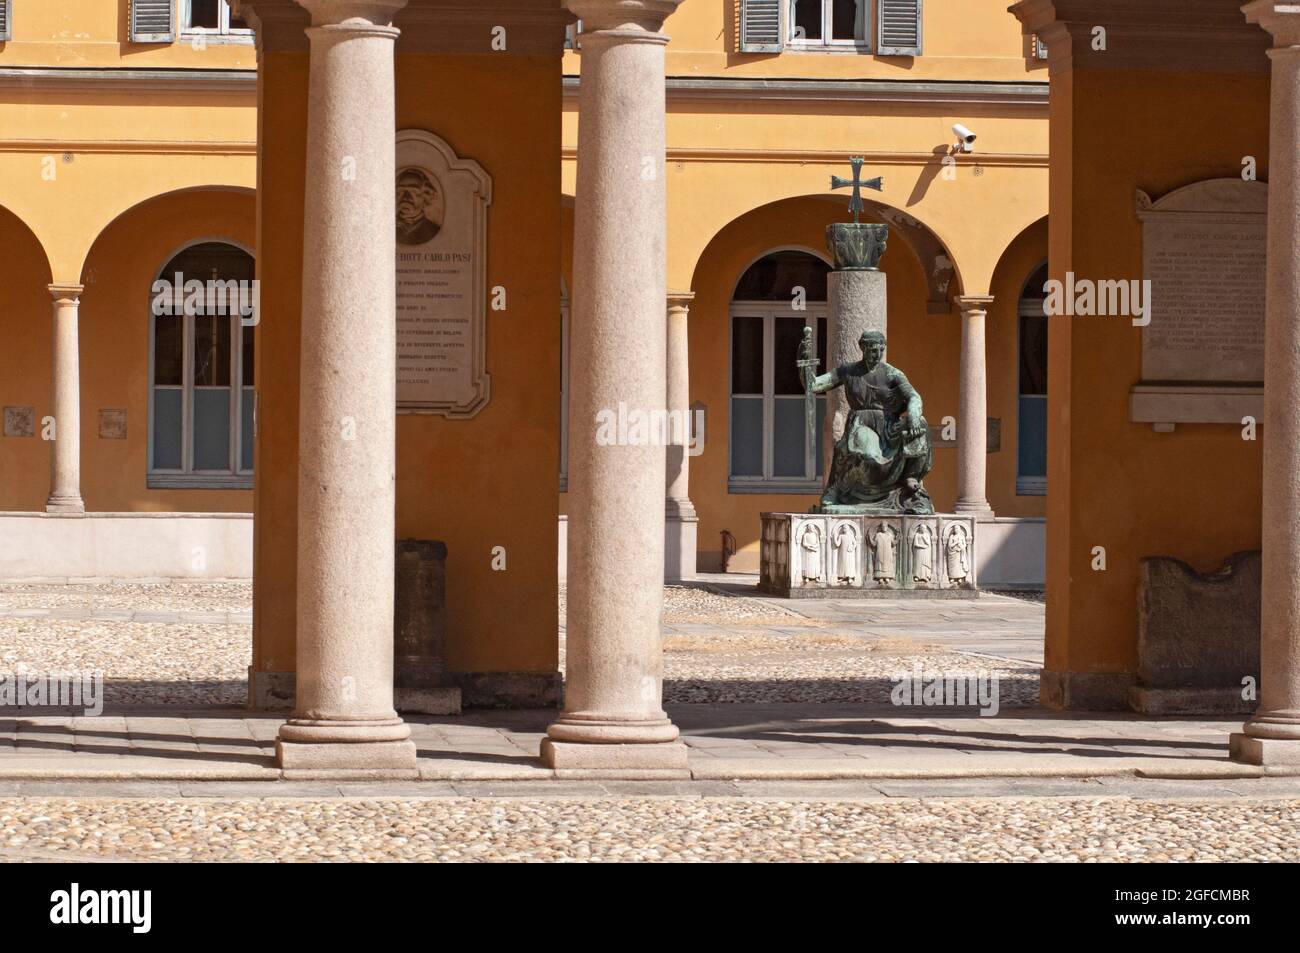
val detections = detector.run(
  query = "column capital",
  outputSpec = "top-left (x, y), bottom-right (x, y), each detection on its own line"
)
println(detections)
top-left (565, 0), bottom-right (681, 35)
top-left (667, 290), bottom-right (694, 313)
top-left (295, 0), bottom-right (407, 28)
top-left (1244, 1), bottom-right (1300, 47)
top-left (954, 294), bottom-right (994, 312)
top-left (47, 283), bottom-right (84, 303)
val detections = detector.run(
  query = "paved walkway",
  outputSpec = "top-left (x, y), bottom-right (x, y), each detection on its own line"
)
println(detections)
top-left (693, 573), bottom-right (1045, 663)
top-left (0, 704), bottom-right (1283, 784)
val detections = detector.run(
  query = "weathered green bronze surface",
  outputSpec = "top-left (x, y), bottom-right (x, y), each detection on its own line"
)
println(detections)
top-left (829, 156), bottom-right (883, 224)
top-left (800, 328), bottom-right (934, 515)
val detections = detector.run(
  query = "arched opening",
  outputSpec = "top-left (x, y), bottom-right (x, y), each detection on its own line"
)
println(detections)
top-left (1016, 260), bottom-right (1049, 495)
top-left (148, 241), bottom-right (257, 488)
top-left (729, 248), bottom-right (830, 491)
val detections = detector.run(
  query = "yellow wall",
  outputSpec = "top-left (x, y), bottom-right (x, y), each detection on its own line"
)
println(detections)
top-left (565, 0), bottom-right (1047, 82)
top-left (0, 206), bottom-right (54, 510)
top-left (1046, 67), bottom-right (1268, 683)
top-left (251, 51), bottom-right (562, 682)
top-left (988, 214), bottom-right (1048, 520)
top-left (0, 0), bottom-right (256, 69)
top-left (0, 3), bottom-right (258, 513)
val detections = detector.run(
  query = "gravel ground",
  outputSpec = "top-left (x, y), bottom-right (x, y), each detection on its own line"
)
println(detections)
top-left (0, 617), bottom-right (249, 707)
top-left (1, 796), bottom-right (1296, 862)
top-left (0, 583), bottom-right (251, 613)
top-left (560, 584), bottom-right (806, 626)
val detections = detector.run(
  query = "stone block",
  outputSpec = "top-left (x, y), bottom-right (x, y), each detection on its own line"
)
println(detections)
top-left (394, 538), bottom-right (457, 711)
top-left (759, 512), bottom-right (977, 598)
top-left (1132, 551), bottom-right (1259, 714)
top-left (98, 408), bottom-right (127, 439)
top-left (3, 406), bottom-right (34, 438)
top-left (540, 739), bottom-right (690, 776)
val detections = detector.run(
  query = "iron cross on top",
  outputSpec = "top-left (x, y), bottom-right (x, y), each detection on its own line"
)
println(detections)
top-left (830, 157), bottom-right (883, 224)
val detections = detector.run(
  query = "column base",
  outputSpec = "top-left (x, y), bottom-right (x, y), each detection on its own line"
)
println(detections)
top-left (277, 739), bottom-right (419, 778)
top-left (953, 500), bottom-right (994, 520)
top-left (1228, 733), bottom-right (1300, 767)
top-left (665, 499), bottom-right (698, 583)
top-left (540, 738), bottom-right (690, 777)
top-left (45, 497), bottom-right (84, 514)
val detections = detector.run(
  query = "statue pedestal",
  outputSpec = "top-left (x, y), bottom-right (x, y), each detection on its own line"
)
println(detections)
top-left (759, 512), bottom-right (978, 599)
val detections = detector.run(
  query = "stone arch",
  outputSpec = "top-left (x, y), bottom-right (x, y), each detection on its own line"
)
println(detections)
top-left (0, 204), bottom-right (58, 510)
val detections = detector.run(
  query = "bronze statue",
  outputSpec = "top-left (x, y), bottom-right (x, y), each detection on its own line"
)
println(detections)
top-left (800, 327), bottom-right (934, 514)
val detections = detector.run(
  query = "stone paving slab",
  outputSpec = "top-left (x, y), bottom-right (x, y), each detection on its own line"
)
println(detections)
top-left (0, 607), bottom-right (252, 624)
top-left (4, 776), bottom-right (1300, 801)
top-left (0, 704), bottom-right (1286, 783)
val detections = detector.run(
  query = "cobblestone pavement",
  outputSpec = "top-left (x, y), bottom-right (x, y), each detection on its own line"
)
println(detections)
top-left (1, 581), bottom-right (1044, 708)
top-left (1, 790), bottom-right (1297, 862)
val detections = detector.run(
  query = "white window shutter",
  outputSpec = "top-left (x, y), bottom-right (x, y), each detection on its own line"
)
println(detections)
top-left (740, 0), bottom-right (783, 53)
top-left (1033, 34), bottom-right (1049, 60)
top-left (877, 0), bottom-right (922, 56)
top-left (131, 0), bottom-right (176, 43)
top-left (0, 1), bottom-right (11, 42)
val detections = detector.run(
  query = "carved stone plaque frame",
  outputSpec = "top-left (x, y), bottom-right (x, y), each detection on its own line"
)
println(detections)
top-left (395, 129), bottom-right (492, 418)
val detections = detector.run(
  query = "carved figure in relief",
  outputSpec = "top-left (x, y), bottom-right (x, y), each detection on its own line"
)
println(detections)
top-left (799, 523), bottom-right (823, 583)
top-left (911, 523), bottom-right (934, 585)
top-left (945, 524), bottom-right (972, 586)
top-left (833, 523), bottom-right (860, 585)
top-left (869, 523), bottom-right (897, 585)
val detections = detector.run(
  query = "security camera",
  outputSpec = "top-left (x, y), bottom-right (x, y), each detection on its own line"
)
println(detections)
top-left (952, 123), bottom-right (977, 153)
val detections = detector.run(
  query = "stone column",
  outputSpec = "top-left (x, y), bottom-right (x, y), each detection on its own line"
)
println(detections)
top-left (542, 0), bottom-right (688, 775)
top-left (1232, 0), bottom-right (1300, 766)
top-left (824, 225), bottom-right (888, 476)
top-left (46, 284), bottom-right (85, 514)
top-left (665, 291), bottom-right (697, 582)
top-left (954, 295), bottom-right (995, 518)
top-left (276, 0), bottom-right (415, 775)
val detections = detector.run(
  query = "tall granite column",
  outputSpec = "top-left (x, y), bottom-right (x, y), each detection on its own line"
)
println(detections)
top-left (823, 224), bottom-right (888, 476)
top-left (665, 291), bottom-right (697, 582)
top-left (954, 295), bottom-right (995, 517)
top-left (1233, 0), bottom-right (1300, 765)
top-left (46, 284), bottom-right (85, 514)
top-left (542, 0), bottom-right (688, 774)
top-left (276, 0), bottom-right (415, 774)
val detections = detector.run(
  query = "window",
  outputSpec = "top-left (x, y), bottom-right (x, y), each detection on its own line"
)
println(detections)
top-left (790, 0), bottom-right (869, 48)
top-left (1016, 262), bottom-right (1048, 495)
top-left (0, 1), bottom-right (11, 43)
top-left (564, 19), bottom-right (583, 50)
top-left (149, 242), bottom-right (255, 489)
top-left (739, 1), bottom-right (922, 55)
top-left (730, 251), bottom-right (830, 492)
top-left (182, 0), bottom-right (250, 37)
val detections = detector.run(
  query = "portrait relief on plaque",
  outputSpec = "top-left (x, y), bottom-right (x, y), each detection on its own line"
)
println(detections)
top-left (395, 129), bottom-right (492, 417)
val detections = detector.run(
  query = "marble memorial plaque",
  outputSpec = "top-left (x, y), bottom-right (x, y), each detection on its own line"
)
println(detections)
top-left (395, 130), bottom-right (492, 417)
top-left (1137, 179), bottom-right (1267, 383)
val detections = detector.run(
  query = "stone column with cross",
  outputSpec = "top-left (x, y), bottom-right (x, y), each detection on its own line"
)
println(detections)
top-left (823, 157), bottom-right (889, 481)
